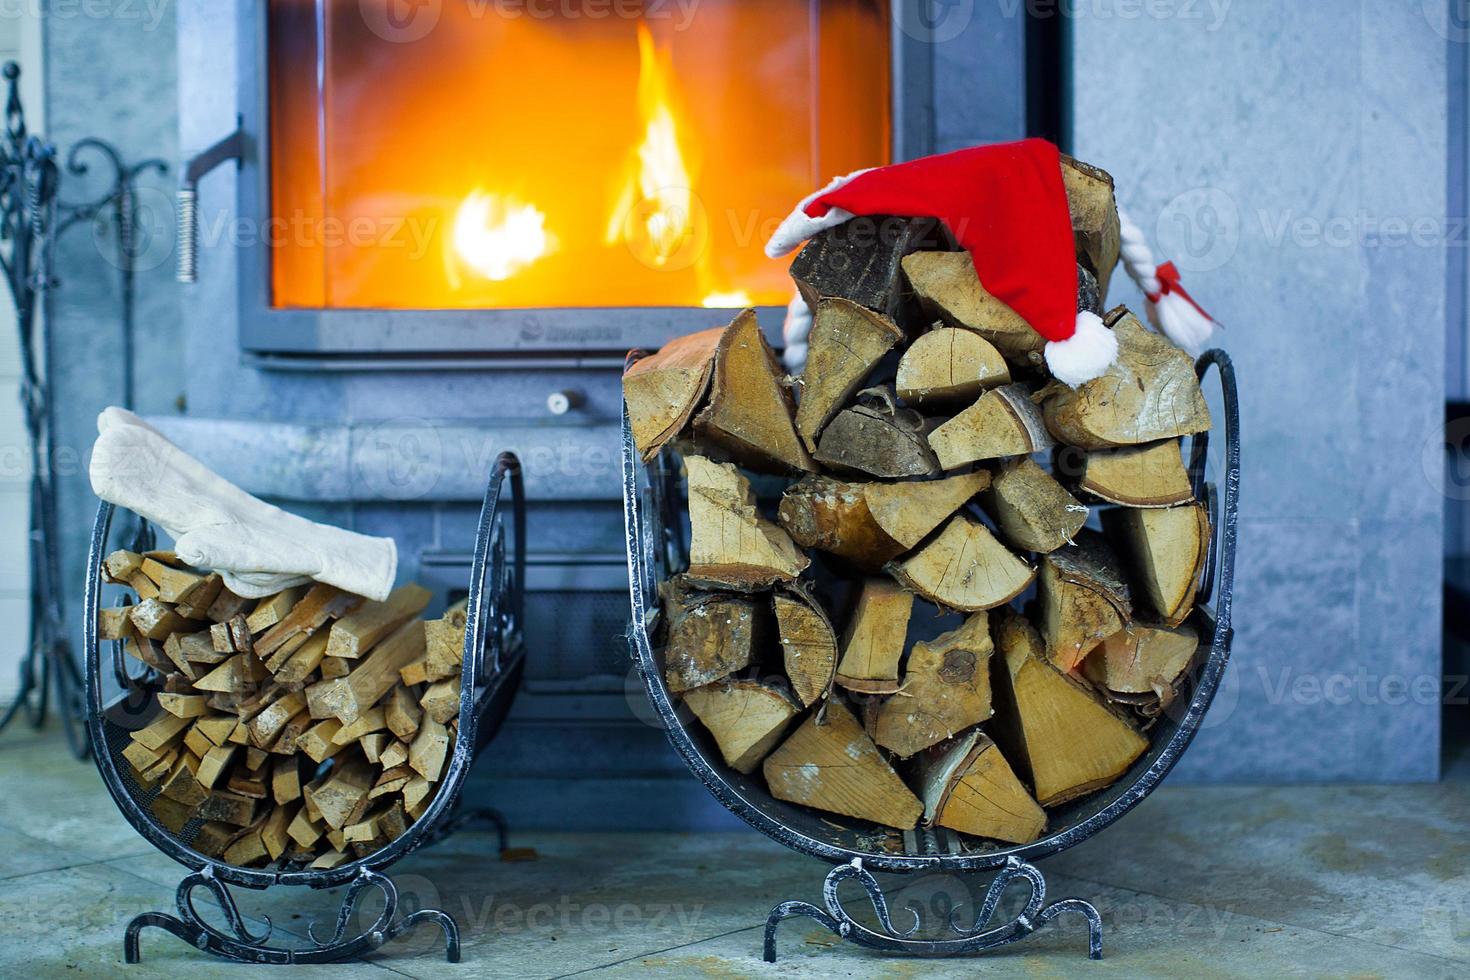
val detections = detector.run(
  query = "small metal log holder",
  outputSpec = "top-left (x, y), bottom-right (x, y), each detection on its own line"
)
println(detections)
top-left (622, 351), bottom-right (1240, 964)
top-left (83, 452), bottom-right (527, 965)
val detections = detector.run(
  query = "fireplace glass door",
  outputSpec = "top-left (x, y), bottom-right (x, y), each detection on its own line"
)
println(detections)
top-left (267, 0), bottom-right (892, 312)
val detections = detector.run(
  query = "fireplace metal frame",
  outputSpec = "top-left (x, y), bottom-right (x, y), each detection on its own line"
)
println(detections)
top-left (225, 0), bottom-right (962, 356)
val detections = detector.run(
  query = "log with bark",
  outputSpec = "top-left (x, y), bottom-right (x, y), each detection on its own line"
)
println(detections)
top-left (105, 549), bottom-right (458, 868)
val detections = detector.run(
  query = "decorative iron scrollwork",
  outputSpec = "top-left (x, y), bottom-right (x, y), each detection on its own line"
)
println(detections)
top-left (763, 857), bottom-right (1103, 962)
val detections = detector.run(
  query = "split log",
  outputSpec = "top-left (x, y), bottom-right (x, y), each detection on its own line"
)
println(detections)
top-left (835, 577), bottom-right (913, 694)
top-left (175, 573), bottom-right (224, 620)
top-left (159, 752), bottom-right (209, 807)
top-left (130, 598), bottom-right (192, 641)
top-left (273, 631), bottom-right (331, 684)
top-left (911, 729), bottom-right (1045, 844)
top-left (985, 458), bottom-right (1088, 554)
top-left (331, 707), bottom-right (387, 746)
top-left (682, 678), bottom-right (800, 775)
top-left (772, 587), bottom-right (838, 708)
top-left (140, 557), bottom-right (205, 604)
top-left (813, 387), bottom-right (940, 479)
top-left (623, 326), bottom-right (720, 462)
top-left (887, 515), bottom-right (1035, 612)
top-left (1036, 533), bottom-right (1132, 672)
top-left (197, 790), bottom-right (257, 827)
top-left (247, 691), bottom-right (307, 748)
top-left (895, 328), bottom-right (1010, 411)
top-left (1043, 311), bottom-right (1211, 448)
top-left (97, 605), bottom-right (134, 641)
top-left (789, 215), bottom-right (947, 318)
top-left (245, 586), bottom-right (308, 636)
top-left (660, 578), bottom-right (759, 693)
top-left (989, 614), bottom-right (1146, 807)
top-left (207, 585), bottom-right (251, 623)
top-left (327, 583), bottom-right (433, 661)
top-left (1082, 623), bottom-right (1198, 696)
top-left (420, 678), bottom-right (459, 725)
top-left (312, 619), bottom-right (427, 725)
top-left (1073, 439), bottom-right (1193, 507)
top-left (778, 470), bottom-right (989, 571)
top-left (684, 455), bottom-right (808, 590)
top-left (309, 756), bottom-right (373, 830)
top-left (272, 757), bottom-right (302, 804)
top-left (422, 599), bottom-right (468, 682)
top-left (255, 583), bottom-right (362, 661)
top-left (297, 719), bottom-right (345, 763)
top-left (1104, 503), bottom-right (1211, 627)
top-left (157, 693), bottom-right (208, 719)
top-left (130, 711), bottom-right (191, 752)
top-left (901, 250), bottom-right (1045, 364)
top-left (928, 384), bottom-right (1053, 470)
top-left (409, 714), bottom-right (450, 783)
top-left (691, 310), bottom-right (816, 474)
top-left (795, 298), bottom-right (903, 451)
top-left (194, 654), bottom-right (266, 695)
top-left (103, 550), bottom-right (144, 584)
top-left (379, 740), bottom-right (410, 771)
top-left (385, 686), bottom-right (422, 741)
top-left (1060, 155), bottom-right (1122, 296)
top-left (870, 611), bottom-right (994, 758)
top-left (763, 699), bottom-right (923, 830)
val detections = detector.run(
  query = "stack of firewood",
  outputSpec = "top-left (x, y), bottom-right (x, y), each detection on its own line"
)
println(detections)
top-left (624, 156), bottom-right (1213, 844)
top-left (99, 551), bottom-right (468, 869)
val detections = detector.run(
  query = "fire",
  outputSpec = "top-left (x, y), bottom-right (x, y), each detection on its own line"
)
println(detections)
top-left (700, 290), bottom-right (753, 309)
top-left (452, 190), bottom-right (553, 282)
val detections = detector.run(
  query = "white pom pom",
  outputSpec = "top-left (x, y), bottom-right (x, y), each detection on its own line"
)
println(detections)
top-left (1045, 312), bottom-right (1118, 387)
top-left (781, 293), bottom-right (813, 373)
top-left (1151, 294), bottom-right (1214, 355)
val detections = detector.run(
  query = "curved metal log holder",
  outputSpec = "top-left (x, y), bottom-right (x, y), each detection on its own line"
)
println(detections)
top-left (622, 351), bottom-right (1240, 964)
top-left (83, 453), bottom-right (528, 965)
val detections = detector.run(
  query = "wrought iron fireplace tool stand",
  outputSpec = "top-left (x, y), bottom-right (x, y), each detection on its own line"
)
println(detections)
top-left (622, 349), bottom-right (1239, 965)
top-left (0, 59), bottom-right (167, 757)
top-left (86, 453), bottom-right (527, 965)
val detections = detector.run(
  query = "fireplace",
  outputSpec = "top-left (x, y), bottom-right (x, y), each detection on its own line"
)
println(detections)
top-left (177, 0), bottom-right (1048, 827)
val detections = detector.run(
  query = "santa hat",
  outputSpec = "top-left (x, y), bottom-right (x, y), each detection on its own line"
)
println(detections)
top-left (766, 139), bottom-right (1116, 386)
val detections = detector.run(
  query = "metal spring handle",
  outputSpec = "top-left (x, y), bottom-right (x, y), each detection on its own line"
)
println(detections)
top-left (175, 187), bottom-right (197, 283)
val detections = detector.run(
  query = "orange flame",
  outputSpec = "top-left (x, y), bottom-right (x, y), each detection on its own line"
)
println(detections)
top-left (451, 190), bottom-right (554, 283)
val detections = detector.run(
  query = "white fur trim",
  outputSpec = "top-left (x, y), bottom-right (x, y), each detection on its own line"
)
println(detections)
top-left (1045, 311), bottom-right (1118, 387)
top-left (781, 293), bottom-right (813, 373)
top-left (764, 169), bottom-right (873, 258)
top-left (1118, 207), bottom-right (1215, 354)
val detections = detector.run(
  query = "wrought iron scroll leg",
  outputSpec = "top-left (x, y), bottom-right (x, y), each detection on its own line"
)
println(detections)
top-left (762, 900), bottom-right (845, 963)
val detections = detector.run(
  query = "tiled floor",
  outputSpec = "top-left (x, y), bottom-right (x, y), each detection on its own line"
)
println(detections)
top-left (1, 724), bottom-right (1466, 978)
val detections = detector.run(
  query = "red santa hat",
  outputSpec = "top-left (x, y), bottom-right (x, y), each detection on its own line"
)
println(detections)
top-left (765, 138), bottom-right (1118, 387)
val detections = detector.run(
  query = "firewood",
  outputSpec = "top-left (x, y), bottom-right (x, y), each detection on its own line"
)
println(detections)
top-left (660, 578), bottom-right (759, 693)
top-left (261, 805), bottom-right (295, 861)
top-left (989, 614), bottom-right (1147, 806)
top-left (131, 711), bottom-right (191, 752)
top-left (331, 707), bottom-right (387, 745)
top-left (795, 299), bottom-right (903, 452)
top-left (196, 743), bottom-right (236, 787)
top-left (273, 631), bottom-right (331, 684)
top-left (140, 558), bottom-right (205, 604)
top-left (122, 739), bottom-right (163, 776)
top-left (244, 746), bottom-right (269, 771)
top-left (226, 615), bottom-right (253, 655)
top-left (1083, 623), bottom-right (1198, 696)
top-left (684, 455), bottom-right (809, 590)
top-left (193, 821), bottom-right (238, 859)
top-left (379, 740), bottom-right (410, 771)
top-left (195, 714), bottom-right (236, 746)
top-left (209, 621), bottom-right (234, 653)
top-left (157, 692), bottom-right (208, 719)
top-left (764, 699), bottom-right (923, 829)
top-left (256, 584), bottom-right (361, 661)
top-left (124, 635), bottom-right (173, 674)
top-left (207, 585), bottom-right (251, 623)
top-left (692, 309), bottom-right (815, 474)
top-left (127, 571), bottom-right (161, 602)
top-left (194, 654), bottom-right (265, 694)
top-left (287, 807), bottom-right (324, 849)
top-left (385, 687), bottom-right (422, 741)
top-left (902, 250), bottom-right (1044, 363)
top-left (813, 387), bottom-right (940, 479)
top-left (176, 630), bottom-right (225, 665)
top-left (778, 470), bottom-right (989, 571)
top-left (420, 679), bottom-right (459, 726)
top-left (150, 793), bottom-right (195, 834)
top-left (789, 215), bottom-right (946, 317)
top-left (226, 771), bottom-right (269, 800)
top-left (140, 747), bottom-right (181, 786)
top-left (227, 718), bottom-right (251, 745)
top-left (986, 458), bottom-right (1088, 554)
top-left (272, 757), bottom-right (302, 804)
top-left (344, 812), bottom-right (386, 847)
top-left (309, 755), bottom-right (373, 830)
top-left (222, 827), bottom-right (268, 867)
top-left (159, 752), bottom-right (209, 807)
top-left (835, 577), bottom-right (913, 694)
top-left (1037, 533), bottom-right (1132, 672)
top-left (624, 326), bottom-right (721, 462)
top-left (896, 327), bottom-right (1010, 411)
top-left (359, 732), bottom-right (388, 764)
top-left (369, 766), bottom-right (414, 800)
top-left (1060, 155), bottom-right (1122, 296)
top-left (298, 719), bottom-right (345, 763)
top-left (175, 572), bottom-right (224, 620)
top-left (247, 691), bottom-right (307, 747)
top-left (311, 850), bottom-right (350, 870)
top-left (870, 611), bottom-right (994, 758)
top-left (315, 619), bottom-right (426, 725)
top-left (399, 659), bottom-right (429, 687)
top-left (681, 679), bottom-right (799, 775)
top-left (183, 724), bottom-right (215, 760)
top-left (103, 549), bottom-right (144, 584)
top-left (98, 605), bottom-right (134, 641)
top-left (422, 599), bottom-right (466, 682)
top-left (1105, 502), bottom-right (1210, 627)
top-left (911, 729), bottom-right (1045, 844)
top-left (129, 598), bottom-right (190, 641)
top-left (245, 586), bottom-right (308, 635)
top-left (929, 384), bottom-right (1053, 470)
top-left (379, 802), bottom-right (408, 842)
top-left (321, 656), bottom-right (350, 679)
top-left (271, 710), bottom-right (312, 755)
top-left (1043, 311), bottom-right (1211, 448)
top-left (772, 587), bottom-right (837, 707)
top-left (327, 584), bottom-right (432, 660)
top-left (1073, 439), bottom-right (1193, 508)
top-left (887, 516), bottom-right (1034, 612)
top-left (197, 790), bottom-right (257, 827)
top-left (409, 714), bottom-right (450, 782)
top-left (401, 774), bottom-right (432, 813)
